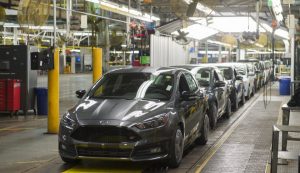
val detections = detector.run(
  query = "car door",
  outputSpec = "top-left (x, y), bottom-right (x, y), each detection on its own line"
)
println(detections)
top-left (212, 69), bottom-right (226, 114)
top-left (177, 73), bottom-right (201, 143)
top-left (247, 64), bottom-right (255, 93)
top-left (184, 72), bottom-right (204, 138)
top-left (216, 69), bottom-right (227, 111)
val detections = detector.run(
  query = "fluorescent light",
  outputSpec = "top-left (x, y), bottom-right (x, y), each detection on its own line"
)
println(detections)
top-left (275, 29), bottom-right (289, 40)
top-left (5, 9), bottom-right (17, 15)
top-left (85, 0), bottom-right (160, 22)
top-left (199, 17), bottom-right (266, 33)
top-left (110, 51), bottom-right (139, 54)
top-left (3, 23), bottom-right (19, 28)
top-left (198, 51), bottom-right (236, 54)
top-left (207, 39), bottom-right (234, 47)
top-left (261, 23), bottom-right (273, 33)
top-left (171, 24), bottom-right (218, 41)
top-left (73, 32), bottom-right (92, 36)
top-left (246, 51), bottom-right (285, 55)
top-left (71, 49), bottom-right (81, 52)
top-left (254, 43), bottom-right (264, 48)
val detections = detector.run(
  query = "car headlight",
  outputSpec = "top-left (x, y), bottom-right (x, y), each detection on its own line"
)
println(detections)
top-left (62, 112), bottom-right (77, 130)
top-left (134, 113), bottom-right (170, 130)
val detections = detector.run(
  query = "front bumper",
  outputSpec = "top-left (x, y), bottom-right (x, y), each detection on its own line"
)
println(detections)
top-left (58, 123), bottom-right (173, 162)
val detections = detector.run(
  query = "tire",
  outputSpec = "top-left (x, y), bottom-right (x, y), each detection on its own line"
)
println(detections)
top-left (224, 99), bottom-right (232, 119)
top-left (195, 114), bottom-right (209, 145)
top-left (251, 86), bottom-right (255, 96)
top-left (232, 92), bottom-right (239, 111)
top-left (60, 155), bottom-right (79, 164)
top-left (240, 90), bottom-right (246, 106)
top-left (246, 87), bottom-right (250, 100)
top-left (168, 127), bottom-right (184, 168)
top-left (208, 103), bottom-right (218, 129)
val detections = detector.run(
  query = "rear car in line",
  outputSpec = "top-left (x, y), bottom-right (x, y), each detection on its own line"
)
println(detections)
top-left (172, 65), bottom-right (231, 129)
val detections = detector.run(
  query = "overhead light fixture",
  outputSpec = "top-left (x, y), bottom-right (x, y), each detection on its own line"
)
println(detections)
top-left (85, 0), bottom-right (160, 22)
top-left (183, 0), bottom-right (216, 15)
top-left (254, 43), bottom-right (264, 48)
top-left (171, 24), bottom-right (218, 41)
top-left (73, 32), bottom-right (92, 36)
top-left (207, 39), bottom-right (234, 47)
top-left (5, 9), bottom-right (17, 15)
top-left (197, 17), bottom-right (266, 33)
top-left (271, 0), bottom-right (283, 22)
top-left (198, 50), bottom-right (237, 55)
top-left (275, 29), bottom-right (289, 40)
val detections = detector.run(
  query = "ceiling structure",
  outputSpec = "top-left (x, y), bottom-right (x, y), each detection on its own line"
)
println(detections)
top-left (0, 0), bottom-right (298, 50)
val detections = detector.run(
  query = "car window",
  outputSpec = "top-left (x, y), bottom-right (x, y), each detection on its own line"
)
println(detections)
top-left (92, 73), bottom-right (150, 99)
top-left (234, 65), bottom-right (246, 75)
top-left (179, 74), bottom-right (191, 94)
top-left (218, 67), bottom-right (233, 80)
top-left (142, 74), bottom-right (174, 100)
top-left (215, 69), bottom-right (224, 81)
top-left (195, 69), bottom-right (210, 87)
top-left (90, 72), bottom-right (174, 101)
top-left (184, 73), bottom-right (198, 92)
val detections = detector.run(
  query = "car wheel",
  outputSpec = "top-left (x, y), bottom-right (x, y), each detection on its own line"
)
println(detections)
top-left (240, 90), bottom-right (246, 105)
top-left (168, 127), bottom-right (184, 168)
top-left (224, 99), bottom-right (232, 119)
top-left (60, 155), bottom-right (79, 164)
top-left (246, 87), bottom-right (250, 100)
top-left (232, 92), bottom-right (239, 111)
top-left (195, 114), bottom-right (209, 145)
top-left (252, 86), bottom-right (255, 96)
top-left (208, 103), bottom-right (218, 129)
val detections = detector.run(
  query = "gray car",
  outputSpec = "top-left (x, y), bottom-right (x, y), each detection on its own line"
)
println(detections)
top-left (58, 67), bottom-right (209, 168)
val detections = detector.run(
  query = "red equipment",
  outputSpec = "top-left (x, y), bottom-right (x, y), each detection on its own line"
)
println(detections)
top-left (0, 79), bottom-right (21, 113)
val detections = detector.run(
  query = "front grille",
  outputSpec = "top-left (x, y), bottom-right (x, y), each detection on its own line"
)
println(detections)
top-left (71, 126), bottom-right (140, 143)
top-left (77, 147), bottom-right (132, 158)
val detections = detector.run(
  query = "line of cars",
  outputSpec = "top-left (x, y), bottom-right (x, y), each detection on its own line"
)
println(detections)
top-left (58, 61), bottom-right (272, 168)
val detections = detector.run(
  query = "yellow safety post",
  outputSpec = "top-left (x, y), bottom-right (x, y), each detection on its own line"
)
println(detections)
top-left (92, 47), bottom-right (102, 83)
top-left (48, 48), bottom-right (60, 134)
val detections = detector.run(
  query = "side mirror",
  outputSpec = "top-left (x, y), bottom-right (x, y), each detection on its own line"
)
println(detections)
top-left (181, 91), bottom-right (198, 101)
top-left (76, 90), bottom-right (86, 99)
top-left (214, 81), bottom-right (226, 87)
top-left (236, 75), bottom-right (243, 80)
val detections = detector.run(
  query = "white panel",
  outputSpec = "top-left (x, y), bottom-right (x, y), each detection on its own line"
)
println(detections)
top-left (150, 35), bottom-right (188, 67)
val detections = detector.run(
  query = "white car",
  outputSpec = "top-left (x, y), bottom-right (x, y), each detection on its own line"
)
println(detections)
top-left (232, 63), bottom-right (256, 99)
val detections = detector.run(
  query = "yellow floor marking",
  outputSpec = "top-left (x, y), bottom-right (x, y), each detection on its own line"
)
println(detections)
top-left (0, 124), bottom-right (25, 131)
top-left (16, 160), bottom-right (50, 164)
top-left (0, 128), bottom-right (35, 131)
top-left (265, 162), bottom-right (271, 173)
top-left (63, 165), bottom-right (142, 173)
top-left (194, 94), bottom-right (261, 173)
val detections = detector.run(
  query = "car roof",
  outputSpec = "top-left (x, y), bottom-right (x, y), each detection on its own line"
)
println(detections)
top-left (108, 67), bottom-right (188, 75)
top-left (172, 64), bottom-right (216, 71)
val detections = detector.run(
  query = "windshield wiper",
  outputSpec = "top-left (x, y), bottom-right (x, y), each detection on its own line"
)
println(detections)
top-left (92, 96), bottom-right (133, 100)
top-left (141, 98), bottom-right (161, 102)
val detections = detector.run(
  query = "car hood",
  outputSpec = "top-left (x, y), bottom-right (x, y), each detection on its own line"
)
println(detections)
top-left (69, 98), bottom-right (169, 125)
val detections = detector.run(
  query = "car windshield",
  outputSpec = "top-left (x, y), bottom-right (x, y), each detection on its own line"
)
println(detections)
top-left (195, 69), bottom-right (211, 87)
top-left (90, 72), bottom-right (174, 101)
top-left (234, 65), bottom-right (246, 75)
top-left (218, 67), bottom-right (233, 80)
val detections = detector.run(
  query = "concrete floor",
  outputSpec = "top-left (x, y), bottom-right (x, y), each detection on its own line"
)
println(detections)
top-left (0, 74), bottom-right (292, 173)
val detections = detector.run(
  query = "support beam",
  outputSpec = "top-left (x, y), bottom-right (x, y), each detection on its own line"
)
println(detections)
top-left (92, 48), bottom-right (103, 83)
top-left (48, 48), bottom-right (60, 134)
